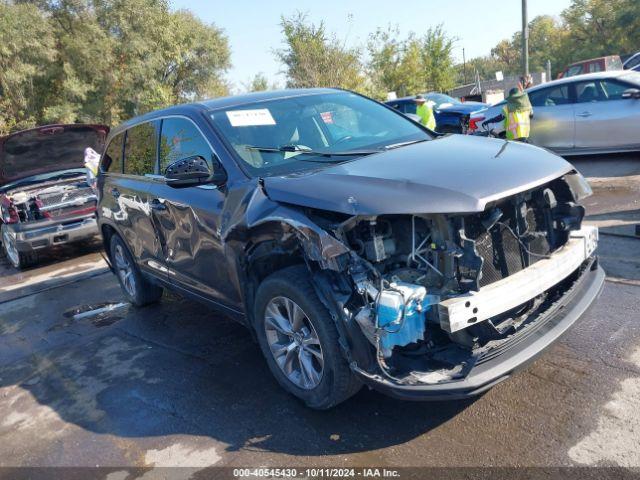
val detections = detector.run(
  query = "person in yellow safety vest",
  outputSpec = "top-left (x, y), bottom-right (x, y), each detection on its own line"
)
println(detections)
top-left (482, 87), bottom-right (533, 141)
top-left (414, 94), bottom-right (436, 131)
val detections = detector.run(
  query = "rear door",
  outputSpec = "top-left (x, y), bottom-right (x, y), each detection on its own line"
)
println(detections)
top-left (101, 121), bottom-right (166, 276)
top-left (528, 84), bottom-right (575, 150)
top-left (146, 116), bottom-right (241, 310)
top-left (573, 78), bottom-right (640, 149)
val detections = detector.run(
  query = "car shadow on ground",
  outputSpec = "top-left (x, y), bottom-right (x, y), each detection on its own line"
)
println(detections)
top-left (0, 236), bottom-right (103, 272)
top-left (0, 278), bottom-right (476, 457)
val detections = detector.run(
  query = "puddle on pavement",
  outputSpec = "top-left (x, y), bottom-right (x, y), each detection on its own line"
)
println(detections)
top-left (49, 302), bottom-right (130, 330)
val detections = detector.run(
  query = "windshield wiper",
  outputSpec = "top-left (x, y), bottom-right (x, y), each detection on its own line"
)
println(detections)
top-left (245, 144), bottom-right (380, 161)
top-left (383, 139), bottom-right (428, 150)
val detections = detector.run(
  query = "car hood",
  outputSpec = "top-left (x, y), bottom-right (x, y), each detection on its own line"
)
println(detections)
top-left (0, 124), bottom-right (109, 186)
top-left (436, 103), bottom-right (488, 115)
top-left (263, 135), bottom-right (575, 215)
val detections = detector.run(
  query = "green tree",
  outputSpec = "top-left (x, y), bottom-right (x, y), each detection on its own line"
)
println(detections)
top-left (562, 0), bottom-right (640, 61)
top-left (466, 1), bottom-right (640, 84)
top-left (421, 25), bottom-right (456, 93)
top-left (245, 73), bottom-right (270, 92)
top-left (464, 15), bottom-right (569, 81)
top-left (0, 3), bottom-right (56, 134)
top-left (275, 13), bottom-right (367, 92)
top-left (454, 55), bottom-right (509, 85)
top-left (1, 0), bottom-right (231, 134)
top-left (367, 25), bottom-right (455, 99)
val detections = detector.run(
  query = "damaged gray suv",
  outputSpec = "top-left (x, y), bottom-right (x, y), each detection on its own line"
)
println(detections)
top-left (97, 88), bottom-right (604, 409)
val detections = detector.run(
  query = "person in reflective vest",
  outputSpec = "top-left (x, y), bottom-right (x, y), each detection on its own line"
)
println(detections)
top-left (483, 87), bottom-right (533, 141)
top-left (414, 94), bottom-right (436, 131)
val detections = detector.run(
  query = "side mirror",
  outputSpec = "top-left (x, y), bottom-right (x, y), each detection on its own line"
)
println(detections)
top-left (164, 155), bottom-right (227, 188)
top-left (622, 88), bottom-right (640, 99)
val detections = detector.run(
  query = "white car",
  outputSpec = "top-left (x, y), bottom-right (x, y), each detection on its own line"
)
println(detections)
top-left (469, 70), bottom-right (640, 155)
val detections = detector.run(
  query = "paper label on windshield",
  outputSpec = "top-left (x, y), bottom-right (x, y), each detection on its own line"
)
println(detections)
top-left (226, 109), bottom-right (276, 127)
top-left (320, 111), bottom-right (333, 124)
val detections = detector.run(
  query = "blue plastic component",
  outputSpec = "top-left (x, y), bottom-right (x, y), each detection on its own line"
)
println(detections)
top-left (376, 283), bottom-right (439, 355)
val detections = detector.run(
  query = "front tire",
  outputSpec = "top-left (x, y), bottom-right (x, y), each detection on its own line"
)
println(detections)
top-left (109, 234), bottom-right (163, 307)
top-left (1, 226), bottom-right (35, 269)
top-left (254, 265), bottom-right (361, 409)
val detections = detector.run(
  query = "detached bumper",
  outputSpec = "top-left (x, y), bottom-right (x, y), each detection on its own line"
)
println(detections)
top-left (5, 214), bottom-right (98, 252)
top-left (354, 258), bottom-right (605, 401)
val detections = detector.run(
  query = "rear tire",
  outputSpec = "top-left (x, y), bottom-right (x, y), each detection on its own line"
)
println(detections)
top-left (109, 234), bottom-right (163, 307)
top-left (254, 265), bottom-right (361, 409)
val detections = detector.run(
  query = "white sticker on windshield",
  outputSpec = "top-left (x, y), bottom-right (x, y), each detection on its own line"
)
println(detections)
top-left (226, 109), bottom-right (276, 127)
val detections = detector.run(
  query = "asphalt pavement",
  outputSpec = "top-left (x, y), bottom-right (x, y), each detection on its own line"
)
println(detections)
top-left (0, 154), bottom-right (639, 475)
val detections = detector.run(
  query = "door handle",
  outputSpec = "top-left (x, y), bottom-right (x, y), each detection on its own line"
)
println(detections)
top-left (110, 188), bottom-right (120, 198)
top-left (576, 111), bottom-right (592, 117)
top-left (149, 198), bottom-right (166, 211)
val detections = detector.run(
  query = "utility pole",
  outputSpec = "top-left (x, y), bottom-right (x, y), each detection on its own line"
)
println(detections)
top-left (522, 0), bottom-right (529, 77)
top-left (463, 48), bottom-right (467, 84)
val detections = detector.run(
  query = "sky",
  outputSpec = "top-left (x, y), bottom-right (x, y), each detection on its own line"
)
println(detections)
top-left (170, 0), bottom-right (573, 90)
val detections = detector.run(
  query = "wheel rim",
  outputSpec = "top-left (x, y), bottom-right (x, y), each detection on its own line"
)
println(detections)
top-left (264, 296), bottom-right (324, 390)
top-left (114, 244), bottom-right (136, 297)
top-left (2, 229), bottom-right (20, 267)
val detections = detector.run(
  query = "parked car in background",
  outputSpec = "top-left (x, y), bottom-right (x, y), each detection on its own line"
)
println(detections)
top-left (623, 52), bottom-right (640, 72)
top-left (558, 55), bottom-right (623, 78)
top-left (97, 88), bottom-right (602, 409)
top-left (385, 93), bottom-right (487, 133)
top-left (0, 124), bottom-right (107, 268)
top-left (469, 71), bottom-right (640, 155)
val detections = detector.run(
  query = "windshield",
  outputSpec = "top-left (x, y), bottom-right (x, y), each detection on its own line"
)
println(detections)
top-left (425, 93), bottom-right (461, 108)
top-left (209, 92), bottom-right (432, 177)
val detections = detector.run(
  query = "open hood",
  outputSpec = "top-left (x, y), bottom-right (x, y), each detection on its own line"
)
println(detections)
top-left (0, 124), bottom-right (109, 187)
top-left (263, 135), bottom-right (575, 215)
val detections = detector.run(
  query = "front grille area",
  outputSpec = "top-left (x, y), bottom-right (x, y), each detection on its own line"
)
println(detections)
top-left (477, 225), bottom-right (528, 287)
top-left (467, 200), bottom-right (556, 288)
top-left (38, 184), bottom-right (96, 218)
top-left (38, 185), bottom-right (94, 207)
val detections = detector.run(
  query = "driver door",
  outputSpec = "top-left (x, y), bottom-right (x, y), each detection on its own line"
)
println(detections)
top-left (528, 84), bottom-right (575, 150)
top-left (146, 116), bottom-right (242, 311)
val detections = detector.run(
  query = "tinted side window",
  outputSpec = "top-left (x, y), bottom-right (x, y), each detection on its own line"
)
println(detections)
top-left (529, 86), bottom-right (571, 107)
top-left (102, 133), bottom-right (125, 173)
top-left (601, 80), bottom-right (632, 100)
top-left (575, 81), bottom-right (602, 103)
top-left (159, 118), bottom-right (213, 173)
top-left (124, 121), bottom-right (158, 176)
top-left (402, 102), bottom-right (417, 114)
top-left (575, 80), bottom-right (630, 103)
top-left (626, 55), bottom-right (640, 70)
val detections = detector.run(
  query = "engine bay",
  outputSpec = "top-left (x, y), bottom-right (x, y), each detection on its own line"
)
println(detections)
top-left (305, 172), bottom-right (593, 385)
top-left (1, 176), bottom-right (96, 224)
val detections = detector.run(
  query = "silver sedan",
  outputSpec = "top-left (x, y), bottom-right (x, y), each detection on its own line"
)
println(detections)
top-left (471, 71), bottom-right (640, 155)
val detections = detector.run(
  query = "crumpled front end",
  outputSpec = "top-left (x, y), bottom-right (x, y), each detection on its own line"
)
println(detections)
top-left (284, 170), bottom-right (604, 399)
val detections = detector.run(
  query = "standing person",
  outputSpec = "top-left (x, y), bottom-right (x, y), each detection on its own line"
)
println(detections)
top-left (414, 94), bottom-right (436, 131)
top-left (84, 147), bottom-right (101, 190)
top-left (482, 87), bottom-right (533, 142)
